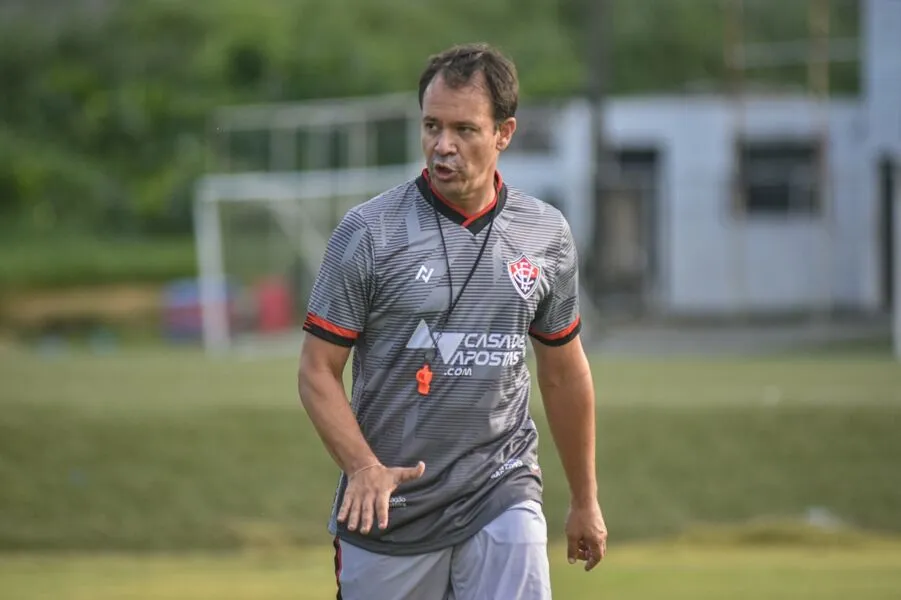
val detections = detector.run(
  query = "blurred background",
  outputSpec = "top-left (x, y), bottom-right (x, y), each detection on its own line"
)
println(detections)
top-left (1, 0), bottom-right (900, 598)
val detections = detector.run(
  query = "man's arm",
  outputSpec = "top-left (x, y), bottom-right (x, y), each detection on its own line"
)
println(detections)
top-left (298, 334), bottom-right (425, 534)
top-left (298, 207), bottom-right (381, 476)
top-left (297, 335), bottom-right (379, 475)
top-left (298, 209), bottom-right (425, 535)
top-left (532, 334), bottom-right (597, 506)
top-left (533, 334), bottom-right (607, 571)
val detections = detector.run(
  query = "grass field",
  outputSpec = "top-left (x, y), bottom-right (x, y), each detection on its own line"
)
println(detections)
top-left (4, 537), bottom-right (901, 600)
top-left (1, 343), bottom-right (900, 598)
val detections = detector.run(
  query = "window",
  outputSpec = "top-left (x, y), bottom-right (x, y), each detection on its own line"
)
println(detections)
top-left (738, 140), bottom-right (823, 216)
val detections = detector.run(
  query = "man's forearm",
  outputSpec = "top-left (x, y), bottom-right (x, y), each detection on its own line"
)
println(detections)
top-left (298, 368), bottom-right (379, 474)
top-left (539, 367), bottom-right (597, 505)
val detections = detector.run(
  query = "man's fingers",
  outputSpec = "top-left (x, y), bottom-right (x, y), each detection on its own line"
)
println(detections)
top-left (376, 492), bottom-right (391, 531)
top-left (340, 461), bottom-right (425, 534)
top-left (359, 494), bottom-right (375, 534)
top-left (577, 541), bottom-right (590, 559)
top-left (584, 539), bottom-right (604, 572)
top-left (395, 461), bottom-right (426, 483)
top-left (566, 536), bottom-right (579, 565)
top-left (337, 493), bottom-right (354, 523)
top-left (346, 495), bottom-right (362, 532)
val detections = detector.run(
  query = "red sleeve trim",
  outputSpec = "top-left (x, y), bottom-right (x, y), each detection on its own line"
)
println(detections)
top-left (529, 316), bottom-right (581, 347)
top-left (303, 313), bottom-right (359, 347)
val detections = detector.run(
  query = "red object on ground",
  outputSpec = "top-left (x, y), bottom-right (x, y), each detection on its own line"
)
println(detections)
top-left (255, 276), bottom-right (292, 333)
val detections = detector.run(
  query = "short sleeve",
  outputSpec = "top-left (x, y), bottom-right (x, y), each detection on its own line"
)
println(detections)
top-left (302, 209), bottom-right (373, 347)
top-left (529, 216), bottom-right (581, 347)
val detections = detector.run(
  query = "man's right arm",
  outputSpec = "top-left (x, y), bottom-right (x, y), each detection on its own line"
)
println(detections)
top-left (297, 335), bottom-right (379, 475)
top-left (298, 208), bottom-right (379, 475)
top-left (298, 335), bottom-right (425, 534)
top-left (297, 209), bottom-right (425, 534)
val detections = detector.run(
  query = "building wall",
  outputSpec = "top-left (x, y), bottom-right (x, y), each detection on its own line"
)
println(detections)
top-left (499, 95), bottom-right (878, 315)
top-left (864, 0), bottom-right (901, 334)
top-left (863, 0), bottom-right (901, 355)
top-left (865, 0), bottom-right (901, 159)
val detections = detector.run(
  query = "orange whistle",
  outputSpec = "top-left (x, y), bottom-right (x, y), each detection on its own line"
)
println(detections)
top-left (416, 364), bottom-right (433, 395)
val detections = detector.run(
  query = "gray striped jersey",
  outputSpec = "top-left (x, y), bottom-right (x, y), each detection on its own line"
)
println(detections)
top-left (303, 170), bottom-right (581, 556)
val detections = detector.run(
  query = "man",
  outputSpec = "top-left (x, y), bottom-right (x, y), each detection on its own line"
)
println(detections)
top-left (298, 42), bottom-right (607, 600)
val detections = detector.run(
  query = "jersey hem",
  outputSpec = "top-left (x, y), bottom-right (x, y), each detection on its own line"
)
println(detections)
top-left (332, 484), bottom-right (542, 557)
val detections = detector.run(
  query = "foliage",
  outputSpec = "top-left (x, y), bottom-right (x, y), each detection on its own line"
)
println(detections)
top-left (0, 232), bottom-right (195, 290)
top-left (0, 0), bottom-right (860, 241)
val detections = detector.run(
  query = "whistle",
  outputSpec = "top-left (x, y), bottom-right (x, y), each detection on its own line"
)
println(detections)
top-left (416, 364), bottom-right (433, 396)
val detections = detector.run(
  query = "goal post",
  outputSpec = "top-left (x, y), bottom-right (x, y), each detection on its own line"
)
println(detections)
top-left (193, 165), bottom-right (418, 356)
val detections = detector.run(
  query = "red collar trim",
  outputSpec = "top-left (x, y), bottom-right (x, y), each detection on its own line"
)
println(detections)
top-left (421, 168), bottom-right (503, 226)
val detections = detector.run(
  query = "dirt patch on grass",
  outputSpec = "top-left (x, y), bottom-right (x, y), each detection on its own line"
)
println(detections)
top-left (0, 284), bottom-right (164, 330)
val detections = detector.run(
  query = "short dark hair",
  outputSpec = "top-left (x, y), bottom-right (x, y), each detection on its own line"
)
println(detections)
top-left (418, 43), bottom-right (519, 124)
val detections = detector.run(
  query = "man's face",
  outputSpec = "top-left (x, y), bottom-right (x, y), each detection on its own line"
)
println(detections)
top-left (421, 72), bottom-right (516, 204)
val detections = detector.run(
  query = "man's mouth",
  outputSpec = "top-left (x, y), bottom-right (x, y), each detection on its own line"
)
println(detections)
top-left (433, 164), bottom-right (456, 179)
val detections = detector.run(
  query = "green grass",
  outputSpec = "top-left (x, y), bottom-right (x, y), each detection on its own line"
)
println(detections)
top-left (2, 345), bottom-right (901, 598)
top-left (1, 347), bottom-right (900, 552)
top-left (2, 537), bottom-right (901, 599)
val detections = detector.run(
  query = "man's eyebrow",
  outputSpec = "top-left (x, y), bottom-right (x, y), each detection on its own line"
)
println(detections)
top-left (422, 115), bottom-right (480, 128)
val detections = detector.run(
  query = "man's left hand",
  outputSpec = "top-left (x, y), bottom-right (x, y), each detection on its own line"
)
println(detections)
top-left (565, 500), bottom-right (608, 571)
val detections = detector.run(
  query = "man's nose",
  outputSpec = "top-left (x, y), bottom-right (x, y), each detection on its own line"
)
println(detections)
top-left (434, 131), bottom-right (456, 155)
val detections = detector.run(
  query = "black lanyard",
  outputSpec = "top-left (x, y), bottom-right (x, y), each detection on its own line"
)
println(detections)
top-left (422, 191), bottom-right (496, 368)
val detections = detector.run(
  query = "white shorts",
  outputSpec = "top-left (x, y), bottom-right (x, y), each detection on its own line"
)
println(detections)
top-left (334, 500), bottom-right (552, 600)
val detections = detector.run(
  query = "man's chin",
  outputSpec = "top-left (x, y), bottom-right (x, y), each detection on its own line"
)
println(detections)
top-left (431, 176), bottom-right (463, 197)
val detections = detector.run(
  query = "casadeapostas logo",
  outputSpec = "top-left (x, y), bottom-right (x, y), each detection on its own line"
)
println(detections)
top-left (406, 320), bottom-right (526, 376)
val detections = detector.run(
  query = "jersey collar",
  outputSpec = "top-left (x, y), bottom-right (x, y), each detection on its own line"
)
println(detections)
top-left (416, 168), bottom-right (507, 235)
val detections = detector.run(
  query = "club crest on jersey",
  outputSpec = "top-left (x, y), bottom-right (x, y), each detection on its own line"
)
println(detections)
top-left (507, 254), bottom-right (542, 300)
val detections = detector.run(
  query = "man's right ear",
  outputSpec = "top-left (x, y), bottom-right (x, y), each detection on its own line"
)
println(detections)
top-left (496, 117), bottom-right (516, 152)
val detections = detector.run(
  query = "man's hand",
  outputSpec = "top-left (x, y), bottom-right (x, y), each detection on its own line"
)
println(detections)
top-left (565, 500), bottom-right (608, 571)
top-left (338, 461), bottom-right (426, 534)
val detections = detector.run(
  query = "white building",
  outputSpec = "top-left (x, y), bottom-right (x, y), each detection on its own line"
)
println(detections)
top-left (502, 96), bottom-right (878, 317)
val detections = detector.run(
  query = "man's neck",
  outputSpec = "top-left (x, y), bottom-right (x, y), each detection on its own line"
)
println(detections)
top-left (445, 186), bottom-right (496, 217)
top-left (427, 170), bottom-right (500, 217)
